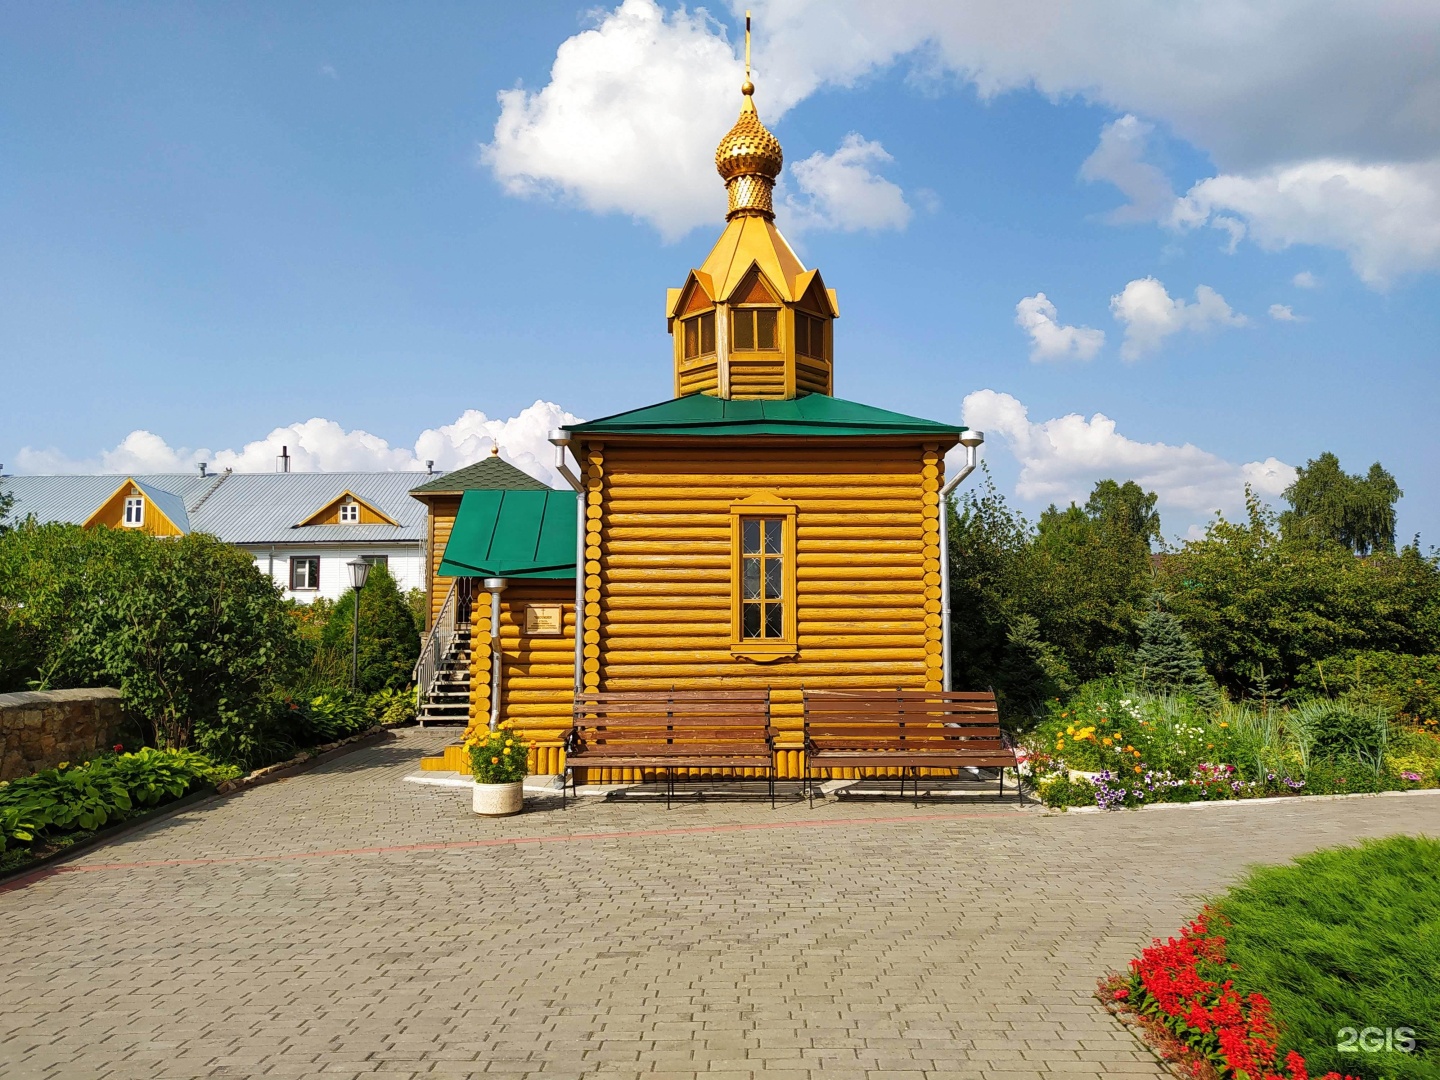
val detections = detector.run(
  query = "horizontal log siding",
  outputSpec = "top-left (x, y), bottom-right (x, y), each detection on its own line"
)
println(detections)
top-left (676, 358), bottom-right (719, 397)
top-left (467, 579), bottom-right (576, 777)
top-left (575, 438), bottom-right (944, 781)
top-left (426, 495), bottom-right (460, 629)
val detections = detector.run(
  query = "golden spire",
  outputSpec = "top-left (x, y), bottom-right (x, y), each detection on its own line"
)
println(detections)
top-left (715, 11), bottom-right (782, 220)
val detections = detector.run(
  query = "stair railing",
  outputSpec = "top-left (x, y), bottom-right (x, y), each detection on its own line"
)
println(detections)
top-left (414, 580), bottom-right (461, 709)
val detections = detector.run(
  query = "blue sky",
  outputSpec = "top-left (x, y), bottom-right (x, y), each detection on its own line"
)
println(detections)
top-left (3, 1), bottom-right (1438, 544)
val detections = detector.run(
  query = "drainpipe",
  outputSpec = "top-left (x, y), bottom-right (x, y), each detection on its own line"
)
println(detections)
top-left (549, 429), bottom-right (584, 697)
top-left (484, 577), bottom-right (508, 731)
top-left (940, 431), bottom-right (985, 692)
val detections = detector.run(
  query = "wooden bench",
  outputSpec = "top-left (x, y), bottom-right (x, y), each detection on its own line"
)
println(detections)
top-left (802, 689), bottom-right (1018, 805)
top-left (565, 690), bottom-right (776, 807)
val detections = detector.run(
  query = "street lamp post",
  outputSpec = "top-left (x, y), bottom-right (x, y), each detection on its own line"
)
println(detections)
top-left (347, 558), bottom-right (372, 690)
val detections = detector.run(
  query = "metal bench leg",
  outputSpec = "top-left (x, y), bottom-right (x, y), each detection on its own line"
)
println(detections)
top-left (999, 768), bottom-right (1004, 799)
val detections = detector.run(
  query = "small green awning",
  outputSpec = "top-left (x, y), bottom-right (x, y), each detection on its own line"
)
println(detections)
top-left (438, 489), bottom-right (577, 579)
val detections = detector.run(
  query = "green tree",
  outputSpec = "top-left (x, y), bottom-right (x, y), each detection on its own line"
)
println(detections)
top-left (1085, 479), bottom-right (1160, 547)
top-left (1280, 451), bottom-right (1402, 555)
top-left (1161, 492), bottom-right (1440, 698)
top-left (1134, 601), bottom-right (1221, 708)
top-left (321, 562), bottom-right (420, 694)
top-left (0, 481), bottom-right (13, 534)
top-left (0, 522), bottom-right (305, 748)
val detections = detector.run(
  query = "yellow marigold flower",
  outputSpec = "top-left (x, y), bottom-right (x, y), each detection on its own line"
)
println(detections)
top-left (1066, 726), bottom-right (1075, 736)
top-left (1056, 739), bottom-right (1065, 750)
top-left (1219, 721), bottom-right (1229, 728)
top-left (58, 762), bottom-right (69, 769)
top-left (502, 748), bottom-right (511, 756)
top-left (1124, 745), bottom-right (1133, 752)
top-left (491, 756), bottom-right (500, 764)
top-left (1133, 750), bottom-right (1141, 758)
top-left (1102, 737), bottom-right (1112, 746)
top-left (1134, 765), bottom-right (1143, 774)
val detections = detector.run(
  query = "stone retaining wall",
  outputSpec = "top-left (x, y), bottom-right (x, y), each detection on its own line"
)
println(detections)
top-left (0, 688), bottom-right (126, 781)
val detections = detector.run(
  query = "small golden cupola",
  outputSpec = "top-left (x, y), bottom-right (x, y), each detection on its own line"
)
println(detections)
top-left (666, 15), bottom-right (839, 401)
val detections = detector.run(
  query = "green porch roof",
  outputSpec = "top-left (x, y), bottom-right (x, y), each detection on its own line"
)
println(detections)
top-left (437, 489), bottom-right (576, 579)
top-left (562, 393), bottom-right (964, 438)
top-left (409, 455), bottom-right (551, 496)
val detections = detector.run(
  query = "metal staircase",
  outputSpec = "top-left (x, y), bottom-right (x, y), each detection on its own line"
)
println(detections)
top-left (414, 581), bottom-right (475, 726)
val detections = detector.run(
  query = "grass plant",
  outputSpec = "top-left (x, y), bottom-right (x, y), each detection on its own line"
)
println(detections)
top-left (1216, 837), bottom-right (1440, 1079)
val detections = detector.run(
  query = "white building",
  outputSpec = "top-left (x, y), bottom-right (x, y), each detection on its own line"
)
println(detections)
top-left (1, 470), bottom-right (430, 602)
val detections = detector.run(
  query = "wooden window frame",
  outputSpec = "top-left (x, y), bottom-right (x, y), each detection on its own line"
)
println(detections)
top-left (796, 311), bottom-right (828, 361)
top-left (731, 306), bottom-right (780, 352)
top-left (122, 496), bottom-right (145, 528)
top-left (339, 500), bottom-right (360, 523)
top-left (728, 493), bottom-right (797, 661)
top-left (681, 310), bottom-right (716, 361)
top-left (289, 556), bottom-right (320, 591)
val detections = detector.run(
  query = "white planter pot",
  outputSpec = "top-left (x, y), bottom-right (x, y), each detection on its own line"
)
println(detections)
top-left (472, 780), bottom-right (524, 817)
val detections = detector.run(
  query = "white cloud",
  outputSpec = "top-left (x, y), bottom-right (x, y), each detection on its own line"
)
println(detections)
top-left (782, 134), bottom-right (911, 233)
top-left (1109, 277), bottom-right (1247, 360)
top-left (961, 389), bottom-right (1295, 518)
top-left (1268, 303), bottom-right (1305, 322)
top-left (1170, 159), bottom-right (1440, 287)
top-left (1079, 115), bottom-right (1175, 224)
top-left (479, 0), bottom-right (743, 241)
top-left (319, 63), bottom-right (338, 80)
top-left (11, 402), bottom-right (583, 489)
top-left (1014, 293), bottom-right (1104, 362)
top-left (1292, 270), bottom-right (1318, 288)
top-left (481, 0), bottom-right (1440, 276)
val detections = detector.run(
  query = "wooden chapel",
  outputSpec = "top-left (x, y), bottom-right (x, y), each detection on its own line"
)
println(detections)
top-left (419, 70), bottom-right (968, 781)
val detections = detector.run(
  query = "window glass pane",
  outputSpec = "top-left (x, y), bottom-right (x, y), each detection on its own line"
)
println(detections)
top-left (756, 308), bottom-right (777, 350)
top-left (742, 518), bottom-right (760, 554)
top-left (733, 310), bottom-right (755, 350)
top-left (764, 559), bottom-right (782, 600)
top-left (764, 518), bottom-right (783, 554)
top-left (684, 317), bottom-right (698, 359)
top-left (700, 311), bottom-right (715, 354)
top-left (764, 603), bottom-right (784, 638)
top-left (742, 557), bottom-right (761, 600)
top-left (742, 604), bottom-right (761, 639)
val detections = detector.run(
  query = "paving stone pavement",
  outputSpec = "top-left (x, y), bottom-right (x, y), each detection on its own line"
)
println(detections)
top-left (3, 727), bottom-right (1439, 1080)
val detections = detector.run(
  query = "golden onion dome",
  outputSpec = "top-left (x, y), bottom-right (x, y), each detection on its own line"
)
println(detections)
top-left (715, 84), bottom-right (782, 219)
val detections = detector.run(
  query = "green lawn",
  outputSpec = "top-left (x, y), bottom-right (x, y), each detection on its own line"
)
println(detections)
top-left (1215, 836), bottom-right (1440, 1080)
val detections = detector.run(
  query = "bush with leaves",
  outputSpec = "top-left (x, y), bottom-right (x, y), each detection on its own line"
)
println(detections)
top-left (0, 748), bottom-right (239, 852)
top-left (0, 523), bottom-right (305, 751)
top-left (368, 686), bottom-right (416, 726)
top-left (320, 563), bottom-right (420, 695)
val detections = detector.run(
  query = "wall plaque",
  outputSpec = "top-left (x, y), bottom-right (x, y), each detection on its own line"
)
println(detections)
top-left (524, 604), bottom-right (563, 635)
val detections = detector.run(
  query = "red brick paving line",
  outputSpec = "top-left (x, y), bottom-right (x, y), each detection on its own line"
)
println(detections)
top-left (0, 810), bottom-right (1011, 889)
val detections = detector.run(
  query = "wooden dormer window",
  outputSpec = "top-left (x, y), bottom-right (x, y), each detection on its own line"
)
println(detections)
top-left (732, 307), bottom-right (778, 351)
top-left (681, 311), bottom-right (716, 360)
top-left (339, 498), bottom-right (359, 523)
top-left (796, 312), bottom-right (827, 361)
top-left (123, 495), bottom-right (145, 527)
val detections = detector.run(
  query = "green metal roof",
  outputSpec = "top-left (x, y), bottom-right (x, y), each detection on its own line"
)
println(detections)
top-left (437, 489), bottom-right (576, 579)
top-left (562, 393), bottom-right (964, 438)
top-left (409, 455), bottom-right (551, 495)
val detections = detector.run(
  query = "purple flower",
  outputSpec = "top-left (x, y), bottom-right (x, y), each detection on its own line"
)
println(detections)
top-left (1402, 770), bottom-right (1423, 783)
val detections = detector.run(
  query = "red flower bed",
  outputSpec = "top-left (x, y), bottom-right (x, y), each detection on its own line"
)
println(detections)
top-left (1097, 910), bottom-right (1357, 1080)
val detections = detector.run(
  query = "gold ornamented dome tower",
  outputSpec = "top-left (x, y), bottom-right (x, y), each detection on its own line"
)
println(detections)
top-left (665, 13), bottom-right (839, 402)
top-left (715, 81), bottom-right (783, 219)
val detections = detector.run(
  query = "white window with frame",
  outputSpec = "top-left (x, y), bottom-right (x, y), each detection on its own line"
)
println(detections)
top-left (360, 554), bottom-right (388, 571)
top-left (339, 500), bottom-right (359, 523)
top-left (290, 557), bottom-right (320, 591)
top-left (123, 496), bottom-right (145, 528)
